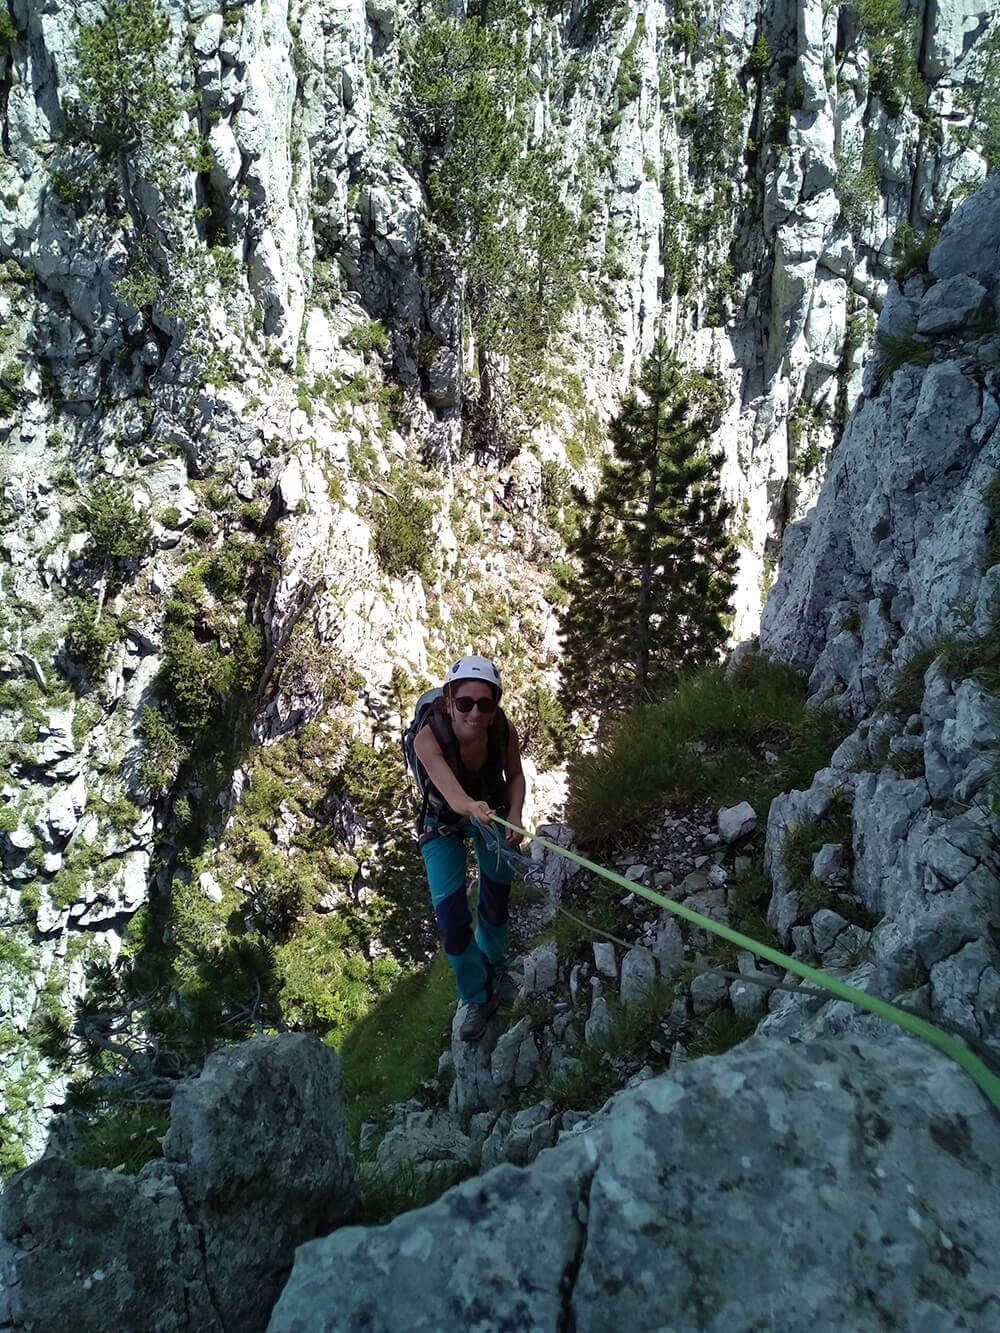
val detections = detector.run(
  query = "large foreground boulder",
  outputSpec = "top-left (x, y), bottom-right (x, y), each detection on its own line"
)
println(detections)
top-left (268, 1033), bottom-right (1000, 1331)
top-left (0, 1034), bottom-right (355, 1332)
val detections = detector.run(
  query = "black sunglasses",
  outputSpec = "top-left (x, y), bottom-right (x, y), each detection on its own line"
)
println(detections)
top-left (453, 696), bottom-right (497, 714)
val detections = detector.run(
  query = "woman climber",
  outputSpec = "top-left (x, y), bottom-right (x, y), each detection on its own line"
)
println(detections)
top-left (412, 655), bottom-right (526, 1041)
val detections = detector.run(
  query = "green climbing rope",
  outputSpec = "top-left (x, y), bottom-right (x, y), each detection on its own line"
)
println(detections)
top-left (491, 815), bottom-right (1000, 1116)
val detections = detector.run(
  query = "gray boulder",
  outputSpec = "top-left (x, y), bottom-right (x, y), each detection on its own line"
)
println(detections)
top-left (619, 947), bottom-right (656, 1005)
top-left (520, 943), bottom-right (559, 995)
top-left (0, 1158), bottom-right (221, 1332)
top-left (268, 1034), bottom-right (1000, 1331)
top-left (717, 801), bottom-right (757, 842)
top-left (916, 273), bottom-right (989, 335)
top-left (0, 1034), bottom-right (355, 1333)
top-left (929, 174), bottom-right (1000, 287)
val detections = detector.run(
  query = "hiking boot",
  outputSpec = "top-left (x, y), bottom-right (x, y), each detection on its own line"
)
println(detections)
top-left (459, 992), bottom-right (500, 1041)
top-left (493, 971), bottom-right (520, 1007)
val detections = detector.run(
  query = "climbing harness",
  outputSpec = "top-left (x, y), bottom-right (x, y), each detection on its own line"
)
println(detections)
top-left (489, 814), bottom-right (1000, 1116)
top-left (472, 817), bottom-right (548, 889)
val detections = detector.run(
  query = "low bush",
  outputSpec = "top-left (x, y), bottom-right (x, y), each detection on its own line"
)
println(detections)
top-left (65, 600), bottom-right (119, 679)
top-left (345, 319), bottom-right (389, 357)
top-left (516, 684), bottom-right (572, 771)
top-left (80, 479), bottom-right (152, 562)
top-left (372, 491), bottom-right (435, 579)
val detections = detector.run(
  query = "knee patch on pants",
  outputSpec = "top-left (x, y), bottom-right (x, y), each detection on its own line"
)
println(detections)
top-left (477, 874), bottom-right (510, 928)
top-left (435, 887), bottom-right (473, 956)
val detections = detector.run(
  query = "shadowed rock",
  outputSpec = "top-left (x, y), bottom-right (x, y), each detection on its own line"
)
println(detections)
top-left (0, 1034), bottom-right (355, 1333)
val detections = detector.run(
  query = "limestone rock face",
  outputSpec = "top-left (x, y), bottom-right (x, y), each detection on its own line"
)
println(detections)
top-left (0, 1035), bottom-right (355, 1333)
top-left (760, 180), bottom-right (1000, 705)
top-left (268, 1034), bottom-right (1000, 1331)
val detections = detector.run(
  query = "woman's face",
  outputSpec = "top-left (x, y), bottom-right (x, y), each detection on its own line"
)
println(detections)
top-left (449, 681), bottom-right (497, 738)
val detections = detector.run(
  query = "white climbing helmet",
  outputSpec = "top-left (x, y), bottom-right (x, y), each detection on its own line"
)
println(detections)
top-left (444, 654), bottom-right (503, 697)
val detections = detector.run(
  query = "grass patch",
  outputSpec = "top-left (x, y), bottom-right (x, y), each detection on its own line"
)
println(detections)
top-left (782, 811), bottom-right (852, 886)
top-left (882, 642), bottom-right (942, 715)
top-left (70, 1103), bottom-right (170, 1174)
top-left (724, 869), bottom-right (782, 953)
top-left (874, 327), bottom-right (934, 389)
top-left (340, 953), bottom-right (456, 1142)
top-left (566, 660), bottom-right (849, 844)
top-left (351, 1156), bottom-right (470, 1226)
top-left (686, 1008), bottom-right (759, 1057)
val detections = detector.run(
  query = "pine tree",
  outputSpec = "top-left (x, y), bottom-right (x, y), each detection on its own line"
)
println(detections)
top-left (559, 340), bottom-right (738, 714)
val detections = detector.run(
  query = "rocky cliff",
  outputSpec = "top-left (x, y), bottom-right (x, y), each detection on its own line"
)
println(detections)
top-left (1, 0), bottom-right (998, 1192)
top-left (2, 172), bottom-right (998, 1332)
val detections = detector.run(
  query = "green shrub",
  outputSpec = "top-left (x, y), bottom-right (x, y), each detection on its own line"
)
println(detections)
top-left (72, 0), bottom-right (183, 156)
top-left (81, 479), bottom-right (152, 562)
top-left (836, 137), bottom-right (881, 228)
top-left (516, 684), bottom-right (572, 770)
top-left (189, 513), bottom-right (213, 539)
top-left (746, 33), bottom-right (770, 74)
top-left (857, 0), bottom-right (924, 118)
top-left (276, 915), bottom-right (393, 1031)
top-left (372, 492), bottom-right (435, 579)
top-left (0, 11), bottom-right (19, 56)
top-left (345, 319), bottom-right (389, 357)
top-left (136, 704), bottom-right (186, 793)
top-left (65, 601), bottom-right (119, 678)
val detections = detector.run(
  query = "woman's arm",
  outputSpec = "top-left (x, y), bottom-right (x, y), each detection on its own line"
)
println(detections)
top-left (413, 723), bottom-right (493, 822)
top-left (504, 719), bottom-right (526, 846)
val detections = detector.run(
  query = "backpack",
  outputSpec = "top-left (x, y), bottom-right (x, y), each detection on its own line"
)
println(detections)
top-left (402, 688), bottom-right (509, 833)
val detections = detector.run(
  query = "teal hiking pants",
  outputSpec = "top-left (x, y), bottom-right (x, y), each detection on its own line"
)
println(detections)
top-left (420, 821), bottom-right (514, 1004)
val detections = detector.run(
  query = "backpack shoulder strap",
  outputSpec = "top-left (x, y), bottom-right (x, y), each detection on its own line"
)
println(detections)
top-left (428, 706), bottom-right (459, 764)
